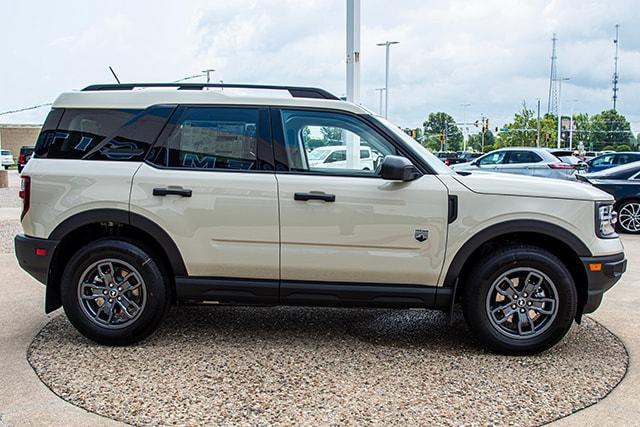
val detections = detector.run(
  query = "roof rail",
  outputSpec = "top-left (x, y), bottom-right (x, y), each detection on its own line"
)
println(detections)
top-left (81, 83), bottom-right (340, 100)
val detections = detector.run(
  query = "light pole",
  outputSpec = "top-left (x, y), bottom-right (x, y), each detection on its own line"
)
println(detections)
top-left (461, 103), bottom-right (471, 151)
top-left (536, 98), bottom-right (541, 147)
top-left (375, 88), bottom-right (385, 115)
top-left (376, 41), bottom-right (399, 119)
top-left (555, 77), bottom-right (570, 148)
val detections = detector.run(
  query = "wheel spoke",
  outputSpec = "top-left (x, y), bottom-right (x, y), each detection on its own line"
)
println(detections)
top-left (522, 271), bottom-right (543, 296)
top-left (529, 298), bottom-right (555, 315)
top-left (516, 310), bottom-right (535, 335)
top-left (495, 278), bottom-right (518, 299)
top-left (117, 300), bottom-right (135, 319)
top-left (80, 283), bottom-right (108, 300)
top-left (97, 261), bottom-right (115, 284)
top-left (119, 272), bottom-right (142, 292)
top-left (491, 303), bottom-right (517, 324)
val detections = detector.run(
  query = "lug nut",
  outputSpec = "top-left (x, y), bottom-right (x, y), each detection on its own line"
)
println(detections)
top-left (103, 290), bottom-right (108, 295)
top-left (528, 301), bottom-right (532, 306)
top-left (523, 293), bottom-right (528, 298)
top-left (511, 304), bottom-right (516, 309)
top-left (117, 297), bottom-right (121, 301)
top-left (108, 298), bottom-right (113, 303)
top-left (118, 287), bottom-right (122, 291)
top-left (520, 308), bottom-right (525, 313)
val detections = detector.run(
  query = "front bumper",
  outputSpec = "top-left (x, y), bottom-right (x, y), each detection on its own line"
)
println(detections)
top-left (580, 252), bottom-right (626, 313)
top-left (14, 234), bottom-right (58, 285)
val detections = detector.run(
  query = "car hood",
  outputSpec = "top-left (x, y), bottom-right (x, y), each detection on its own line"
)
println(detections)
top-left (452, 171), bottom-right (613, 201)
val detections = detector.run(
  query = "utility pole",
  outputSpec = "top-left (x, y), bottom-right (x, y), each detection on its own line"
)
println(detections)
top-left (461, 103), bottom-right (471, 152)
top-left (375, 88), bottom-right (385, 115)
top-left (377, 40), bottom-right (399, 119)
top-left (202, 69), bottom-right (215, 83)
top-left (567, 100), bottom-right (578, 150)
top-left (547, 33), bottom-right (559, 116)
top-left (480, 114), bottom-right (486, 152)
top-left (612, 24), bottom-right (620, 111)
top-left (536, 98), bottom-right (541, 147)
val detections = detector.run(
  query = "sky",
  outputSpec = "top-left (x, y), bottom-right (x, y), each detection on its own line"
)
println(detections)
top-left (1, 0), bottom-right (638, 135)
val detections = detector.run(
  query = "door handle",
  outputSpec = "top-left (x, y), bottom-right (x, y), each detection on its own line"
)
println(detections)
top-left (294, 192), bottom-right (336, 202)
top-left (153, 187), bottom-right (192, 197)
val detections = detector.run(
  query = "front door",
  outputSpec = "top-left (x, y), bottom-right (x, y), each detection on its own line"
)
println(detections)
top-left (273, 109), bottom-right (449, 286)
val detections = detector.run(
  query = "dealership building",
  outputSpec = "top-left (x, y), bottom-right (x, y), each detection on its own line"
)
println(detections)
top-left (0, 124), bottom-right (42, 158)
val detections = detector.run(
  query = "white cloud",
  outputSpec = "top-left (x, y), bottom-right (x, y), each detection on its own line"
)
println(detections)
top-left (1, 0), bottom-right (638, 133)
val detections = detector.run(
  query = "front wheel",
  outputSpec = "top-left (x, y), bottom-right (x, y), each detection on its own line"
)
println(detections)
top-left (461, 245), bottom-right (577, 355)
top-left (60, 239), bottom-right (170, 345)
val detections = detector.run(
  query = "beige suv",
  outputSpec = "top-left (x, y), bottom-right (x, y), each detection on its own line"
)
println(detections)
top-left (14, 83), bottom-right (626, 354)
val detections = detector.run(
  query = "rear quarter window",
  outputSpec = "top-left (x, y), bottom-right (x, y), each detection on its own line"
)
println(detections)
top-left (34, 107), bottom-right (174, 161)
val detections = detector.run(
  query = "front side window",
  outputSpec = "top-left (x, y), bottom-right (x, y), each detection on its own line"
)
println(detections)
top-left (154, 107), bottom-right (261, 171)
top-left (280, 110), bottom-right (397, 175)
top-left (591, 154), bottom-right (614, 166)
top-left (478, 151), bottom-right (507, 166)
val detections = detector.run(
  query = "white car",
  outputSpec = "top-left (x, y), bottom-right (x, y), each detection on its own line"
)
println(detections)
top-left (308, 145), bottom-right (376, 171)
top-left (1, 149), bottom-right (15, 169)
top-left (14, 83), bottom-right (626, 355)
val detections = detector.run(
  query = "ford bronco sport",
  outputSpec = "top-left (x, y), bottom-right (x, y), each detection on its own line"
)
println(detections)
top-left (14, 83), bottom-right (626, 354)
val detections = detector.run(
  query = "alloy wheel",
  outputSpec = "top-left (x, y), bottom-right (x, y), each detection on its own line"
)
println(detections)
top-left (618, 202), bottom-right (640, 233)
top-left (77, 258), bottom-right (147, 329)
top-left (485, 267), bottom-right (559, 339)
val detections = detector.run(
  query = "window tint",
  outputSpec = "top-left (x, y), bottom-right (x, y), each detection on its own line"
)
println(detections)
top-left (591, 154), bottom-right (615, 166)
top-left (280, 110), bottom-right (397, 175)
top-left (506, 151), bottom-right (542, 164)
top-left (85, 106), bottom-right (174, 161)
top-left (478, 151), bottom-right (507, 166)
top-left (614, 154), bottom-right (640, 165)
top-left (155, 107), bottom-right (261, 171)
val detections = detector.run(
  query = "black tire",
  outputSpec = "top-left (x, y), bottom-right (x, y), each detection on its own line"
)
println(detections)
top-left (461, 245), bottom-right (577, 355)
top-left (615, 200), bottom-right (640, 234)
top-left (60, 239), bottom-right (170, 345)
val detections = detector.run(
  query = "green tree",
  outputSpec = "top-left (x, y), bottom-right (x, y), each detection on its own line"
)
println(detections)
top-left (422, 112), bottom-right (463, 151)
top-left (467, 131), bottom-right (494, 152)
top-left (590, 110), bottom-right (634, 150)
top-left (616, 144), bottom-right (632, 152)
top-left (496, 103), bottom-right (558, 148)
top-left (320, 126), bottom-right (343, 144)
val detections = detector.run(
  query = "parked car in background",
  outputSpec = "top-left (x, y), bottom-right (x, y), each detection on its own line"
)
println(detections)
top-left (1, 150), bottom-right (15, 169)
top-left (586, 152), bottom-right (640, 173)
top-left (457, 151), bottom-right (483, 162)
top-left (451, 147), bottom-right (578, 180)
top-left (577, 161), bottom-right (640, 234)
top-left (18, 146), bottom-right (34, 173)
top-left (433, 151), bottom-right (466, 166)
top-left (308, 145), bottom-right (377, 170)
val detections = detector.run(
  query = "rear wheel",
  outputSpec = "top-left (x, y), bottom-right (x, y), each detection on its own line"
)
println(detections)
top-left (461, 245), bottom-right (577, 355)
top-left (60, 239), bottom-right (170, 345)
top-left (616, 200), bottom-right (640, 234)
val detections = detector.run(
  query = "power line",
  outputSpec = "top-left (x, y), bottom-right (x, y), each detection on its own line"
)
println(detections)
top-left (0, 103), bottom-right (53, 116)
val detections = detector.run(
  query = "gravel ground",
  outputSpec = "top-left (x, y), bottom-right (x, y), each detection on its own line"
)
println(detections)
top-left (0, 187), bottom-right (20, 208)
top-left (28, 307), bottom-right (627, 426)
top-left (0, 220), bottom-right (21, 253)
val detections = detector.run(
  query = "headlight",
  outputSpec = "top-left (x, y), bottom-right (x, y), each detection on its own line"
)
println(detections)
top-left (595, 202), bottom-right (618, 239)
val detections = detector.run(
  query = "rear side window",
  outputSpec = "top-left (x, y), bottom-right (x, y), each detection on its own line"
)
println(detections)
top-left (506, 151), bottom-right (542, 164)
top-left (34, 107), bottom-right (174, 161)
top-left (149, 107), bottom-right (271, 171)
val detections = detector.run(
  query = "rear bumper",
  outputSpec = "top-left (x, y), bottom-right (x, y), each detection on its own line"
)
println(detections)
top-left (14, 234), bottom-right (58, 285)
top-left (580, 252), bottom-right (626, 314)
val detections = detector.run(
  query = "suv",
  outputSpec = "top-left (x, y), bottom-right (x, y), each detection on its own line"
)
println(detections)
top-left (14, 83), bottom-right (626, 354)
top-left (1, 149), bottom-right (14, 169)
top-left (18, 146), bottom-right (34, 173)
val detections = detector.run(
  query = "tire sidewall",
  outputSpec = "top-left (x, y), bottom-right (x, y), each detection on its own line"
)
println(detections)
top-left (463, 247), bottom-right (577, 354)
top-left (60, 239), bottom-right (169, 345)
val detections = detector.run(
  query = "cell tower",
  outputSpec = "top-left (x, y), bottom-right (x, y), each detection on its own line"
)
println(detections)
top-left (547, 33), bottom-right (559, 115)
top-left (612, 24), bottom-right (620, 111)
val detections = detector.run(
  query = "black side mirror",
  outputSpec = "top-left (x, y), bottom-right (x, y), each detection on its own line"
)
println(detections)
top-left (380, 155), bottom-right (421, 181)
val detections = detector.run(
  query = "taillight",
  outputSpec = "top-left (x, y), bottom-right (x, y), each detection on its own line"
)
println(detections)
top-left (19, 176), bottom-right (30, 220)
top-left (444, 159), bottom-right (450, 166)
top-left (18, 153), bottom-right (25, 164)
top-left (548, 163), bottom-right (575, 169)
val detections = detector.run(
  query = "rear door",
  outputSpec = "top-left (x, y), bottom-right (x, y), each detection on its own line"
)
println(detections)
top-left (130, 106), bottom-right (280, 281)
top-left (504, 150), bottom-right (544, 176)
top-left (273, 108), bottom-right (449, 287)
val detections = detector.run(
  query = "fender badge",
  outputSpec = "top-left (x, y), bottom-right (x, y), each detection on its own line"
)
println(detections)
top-left (415, 229), bottom-right (429, 242)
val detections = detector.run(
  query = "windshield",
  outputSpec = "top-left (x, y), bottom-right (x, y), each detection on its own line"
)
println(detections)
top-left (370, 115), bottom-right (453, 174)
top-left (308, 148), bottom-right (331, 161)
top-left (587, 160), bottom-right (640, 179)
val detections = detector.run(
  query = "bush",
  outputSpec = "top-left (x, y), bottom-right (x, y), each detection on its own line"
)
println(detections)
top-left (616, 144), bottom-right (632, 152)
top-left (602, 145), bottom-right (616, 151)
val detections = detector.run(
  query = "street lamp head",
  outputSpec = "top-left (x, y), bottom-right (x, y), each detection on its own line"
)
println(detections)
top-left (376, 41), bottom-right (400, 46)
